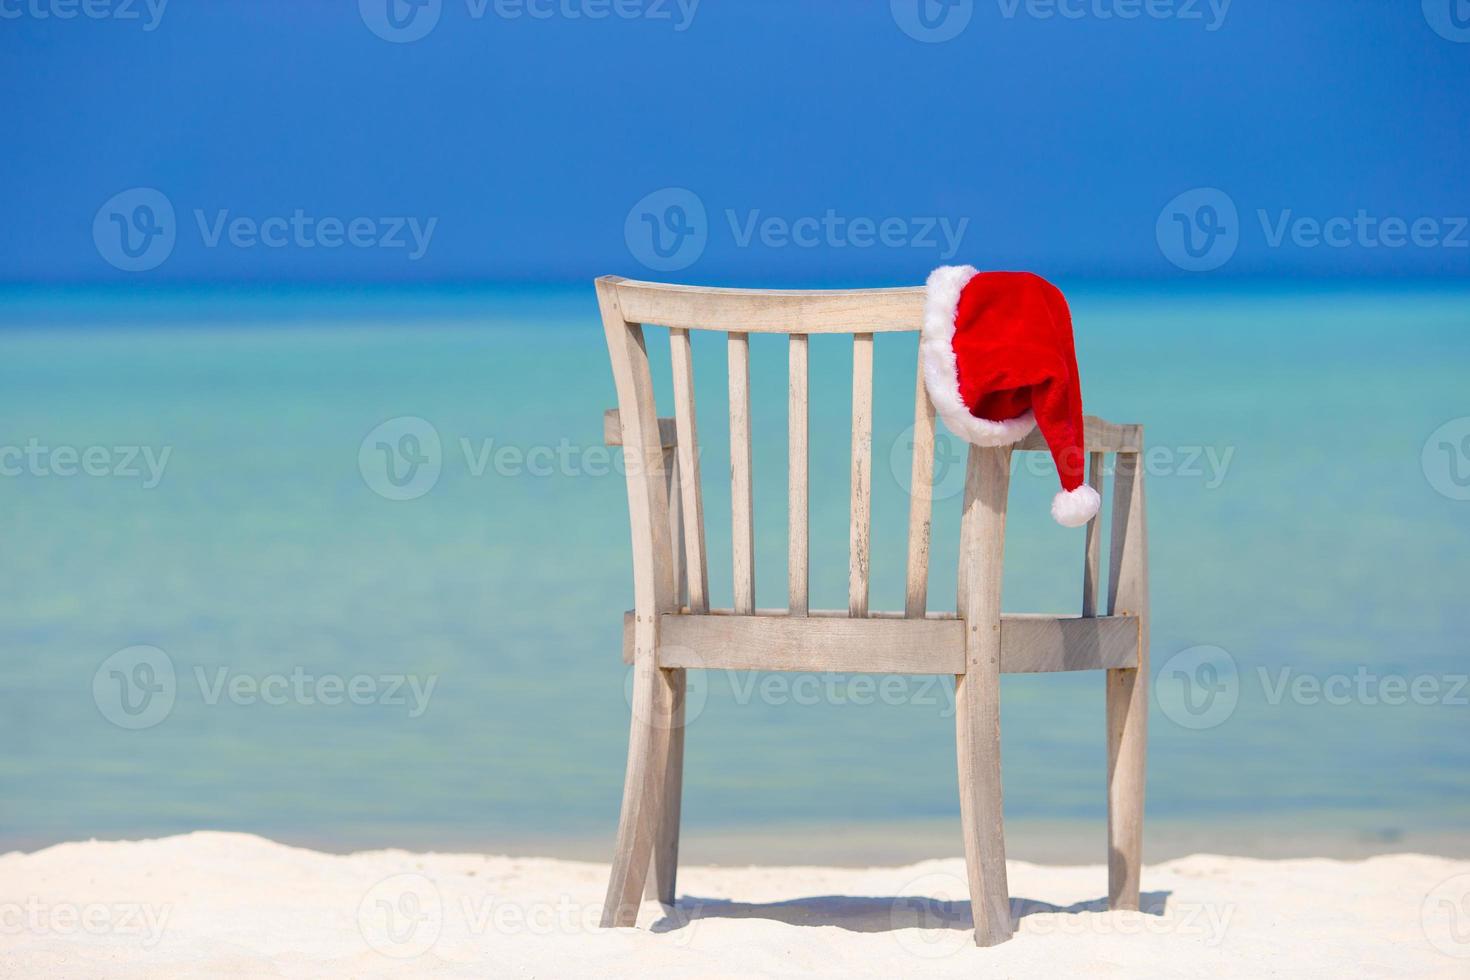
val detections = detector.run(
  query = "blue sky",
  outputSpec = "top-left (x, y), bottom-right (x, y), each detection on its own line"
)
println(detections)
top-left (2, 1), bottom-right (1467, 284)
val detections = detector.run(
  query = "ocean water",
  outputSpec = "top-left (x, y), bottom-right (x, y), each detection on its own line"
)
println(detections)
top-left (1, 282), bottom-right (1467, 862)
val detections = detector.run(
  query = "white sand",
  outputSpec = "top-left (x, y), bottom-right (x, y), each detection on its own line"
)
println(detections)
top-left (2, 832), bottom-right (1467, 978)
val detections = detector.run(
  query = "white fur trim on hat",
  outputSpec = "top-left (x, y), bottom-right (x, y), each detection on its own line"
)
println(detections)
top-left (1051, 484), bottom-right (1101, 527)
top-left (920, 264), bottom-right (1037, 448)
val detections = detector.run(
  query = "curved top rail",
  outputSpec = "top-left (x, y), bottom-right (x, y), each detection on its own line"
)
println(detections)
top-left (602, 275), bottom-right (925, 333)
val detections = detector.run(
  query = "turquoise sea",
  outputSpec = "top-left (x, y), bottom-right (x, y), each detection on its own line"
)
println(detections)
top-left (2, 282), bottom-right (1467, 863)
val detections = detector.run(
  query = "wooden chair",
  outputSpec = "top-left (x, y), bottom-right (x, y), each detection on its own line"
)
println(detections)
top-left (596, 276), bottom-right (1149, 947)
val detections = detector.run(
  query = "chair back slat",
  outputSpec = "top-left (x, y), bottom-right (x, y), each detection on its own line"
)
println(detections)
top-left (787, 334), bottom-right (809, 617)
top-left (1081, 451), bottom-right (1105, 618)
top-left (848, 333), bottom-right (875, 617)
top-left (957, 444), bottom-right (1012, 626)
top-left (728, 331), bottom-right (756, 614)
top-left (668, 327), bottom-right (710, 613)
top-left (1107, 450), bottom-right (1147, 618)
top-left (903, 358), bottom-right (936, 618)
top-left (664, 449), bottom-right (687, 609)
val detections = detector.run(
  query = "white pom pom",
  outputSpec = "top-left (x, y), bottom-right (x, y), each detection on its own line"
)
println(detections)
top-left (1051, 484), bottom-right (1101, 527)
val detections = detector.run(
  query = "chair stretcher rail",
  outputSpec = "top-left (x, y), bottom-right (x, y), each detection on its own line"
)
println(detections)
top-left (620, 610), bottom-right (1140, 674)
top-left (604, 408), bottom-right (1140, 454)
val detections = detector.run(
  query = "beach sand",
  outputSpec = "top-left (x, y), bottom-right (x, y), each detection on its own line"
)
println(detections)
top-left (2, 832), bottom-right (1466, 978)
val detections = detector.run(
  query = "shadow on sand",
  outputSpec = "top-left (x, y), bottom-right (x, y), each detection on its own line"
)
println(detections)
top-left (652, 891), bottom-right (1173, 935)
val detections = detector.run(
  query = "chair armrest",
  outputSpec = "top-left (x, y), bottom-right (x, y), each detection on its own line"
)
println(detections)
top-left (1013, 415), bottom-right (1142, 454)
top-left (603, 409), bottom-right (679, 449)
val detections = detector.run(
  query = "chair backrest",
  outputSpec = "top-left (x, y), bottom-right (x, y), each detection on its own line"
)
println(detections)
top-left (595, 275), bottom-right (1140, 630)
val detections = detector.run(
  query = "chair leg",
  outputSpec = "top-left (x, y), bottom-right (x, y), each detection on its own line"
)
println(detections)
top-left (1107, 666), bottom-right (1146, 909)
top-left (647, 449), bottom-right (687, 906)
top-left (601, 655), bottom-right (678, 927)
top-left (956, 668), bottom-right (1014, 946)
top-left (646, 668), bottom-right (685, 905)
top-left (1106, 449), bottom-right (1149, 910)
top-left (954, 445), bottom-right (1014, 947)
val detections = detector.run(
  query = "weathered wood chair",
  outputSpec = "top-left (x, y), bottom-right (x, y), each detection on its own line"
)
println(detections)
top-left (596, 276), bottom-right (1149, 946)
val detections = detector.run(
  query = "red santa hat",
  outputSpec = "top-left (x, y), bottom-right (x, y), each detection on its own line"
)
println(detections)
top-left (920, 265), bottom-right (1101, 527)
